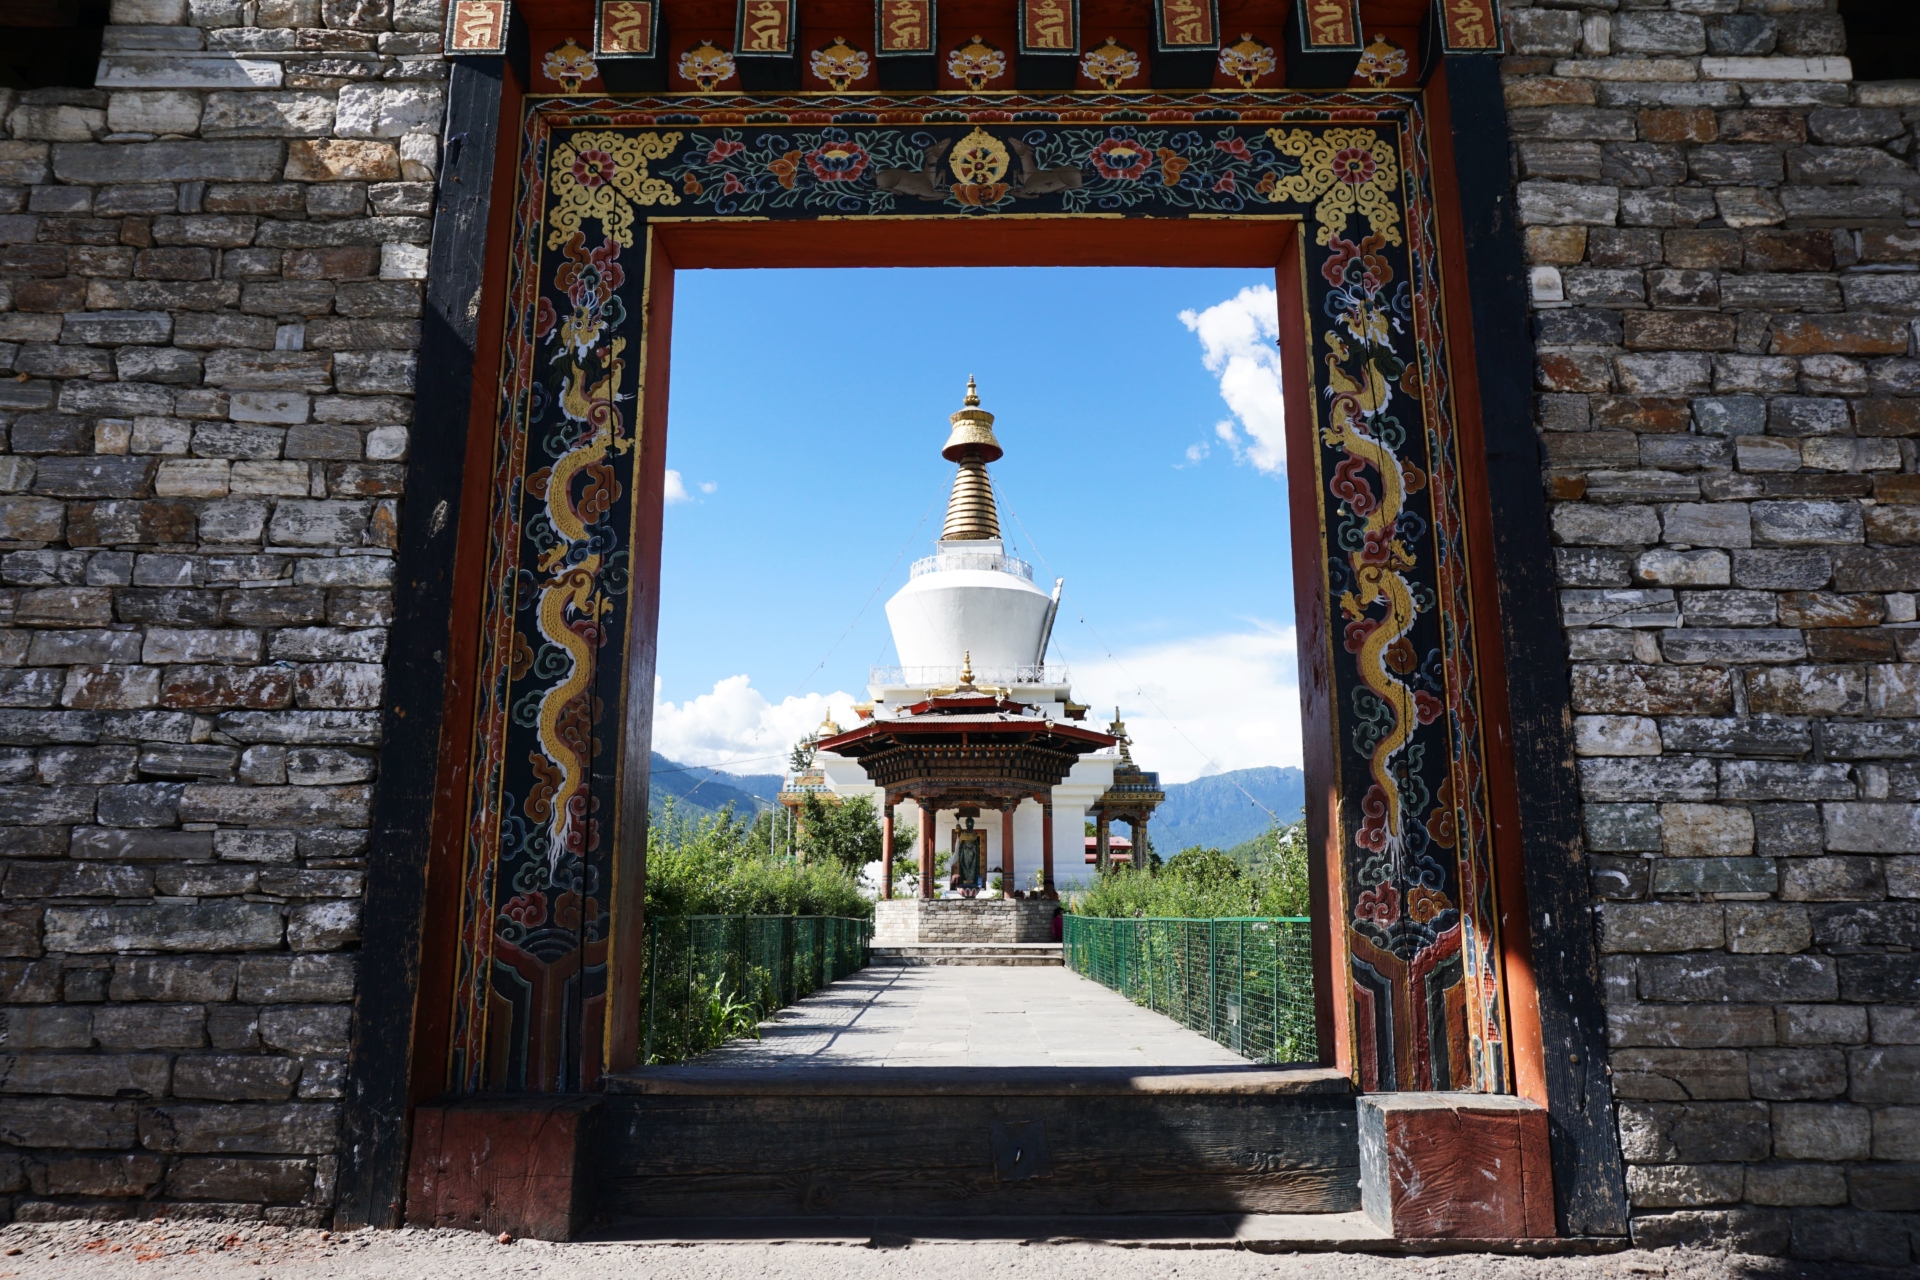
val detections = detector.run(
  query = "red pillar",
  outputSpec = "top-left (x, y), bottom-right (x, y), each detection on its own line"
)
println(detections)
top-left (1040, 794), bottom-right (1055, 898)
top-left (1001, 803), bottom-right (1015, 891)
top-left (919, 800), bottom-right (936, 899)
top-left (881, 800), bottom-right (894, 900)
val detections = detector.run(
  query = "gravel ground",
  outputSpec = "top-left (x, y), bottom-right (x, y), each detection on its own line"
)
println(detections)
top-left (0, 1221), bottom-right (1912, 1280)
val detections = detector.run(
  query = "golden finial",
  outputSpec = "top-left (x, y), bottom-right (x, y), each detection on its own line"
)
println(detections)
top-left (942, 377), bottom-right (1001, 464)
top-left (959, 651), bottom-right (975, 687)
top-left (941, 378), bottom-right (1003, 540)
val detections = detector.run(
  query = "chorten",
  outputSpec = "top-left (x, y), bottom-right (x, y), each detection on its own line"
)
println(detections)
top-left (789, 379), bottom-right (1162, 902)
top-left (882, 379), bottom-right (1061, 684)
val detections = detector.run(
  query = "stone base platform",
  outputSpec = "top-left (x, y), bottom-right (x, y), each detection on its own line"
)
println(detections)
top-left (873, 897), bottom-right (1058, 946)
top-left (871, 942), bottom-right (1063, 966)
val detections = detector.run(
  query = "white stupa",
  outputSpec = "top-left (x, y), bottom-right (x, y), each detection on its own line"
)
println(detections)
top-left (785, 379), bottom-right (1160, 891)
top-left (882, 375), bottom-right (1061, 684)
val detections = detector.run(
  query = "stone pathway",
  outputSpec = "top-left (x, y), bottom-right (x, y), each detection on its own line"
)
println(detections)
top-left (687, 965), bottom-right (1253, 1069)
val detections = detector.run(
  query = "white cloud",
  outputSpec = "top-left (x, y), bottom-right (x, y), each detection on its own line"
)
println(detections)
top-left (1179, 285), bottom-right (1286, 475)
top-left (652, 674), bottom-right (860, 772)
top-left (1061, 623), bottom-right (1301, 784)
top-left (663, 471), bottom-right (717, 503)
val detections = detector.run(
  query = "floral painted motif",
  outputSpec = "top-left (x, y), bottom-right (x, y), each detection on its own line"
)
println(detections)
top-left (810, 37), bottom-right (872, 91)
top-left (1218, 34), bottom-right (1277, 89)
top-left (461, 96), bottom-right (1506, 1100)
top-left (551, 232), bottom-right (626, 360)
top-left (1080, 38), bottom-right (1140, 90)
top-left (659, 124), bottom-right (1303, 216)
top-left (806, 135), bottom-right (872, 181)
top-left (1265, 126), bottom-right (1402, 245)
top-left (546, 130), bottom-right (681, 248)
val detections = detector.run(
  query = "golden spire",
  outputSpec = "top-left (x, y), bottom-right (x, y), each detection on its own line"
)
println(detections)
top-left (940, 376), bottom-right (1002, 541)
top-left (959, 651), bottom-right (975, 688)
top-left (1109, 707), bottom-right (1134, 763)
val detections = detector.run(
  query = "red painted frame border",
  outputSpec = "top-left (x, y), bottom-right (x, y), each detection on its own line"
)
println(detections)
top-left (409, 93), bottom-right (1544, 1120)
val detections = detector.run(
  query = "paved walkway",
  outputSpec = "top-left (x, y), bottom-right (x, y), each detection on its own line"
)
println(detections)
top-left (688, 965), bottom-right (1251, 1070)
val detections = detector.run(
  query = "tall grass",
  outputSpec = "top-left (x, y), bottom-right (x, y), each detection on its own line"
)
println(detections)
top-left (646, 800), bottom-right (872, 919)
top-left (1070, 821), bottom-right (1310, 919)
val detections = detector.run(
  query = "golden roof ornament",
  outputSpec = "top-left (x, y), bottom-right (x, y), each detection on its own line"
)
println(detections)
top-left (940, 377), bottom-right (1003, 541)
top-left (958, 651), bottom-right (976, 688)
top-left (942, 375), bottom-right (1003, 463)
top-left (1109, 707), bottom-right (1134, 763)
top-left (819, 712), bottom-right (842, 737)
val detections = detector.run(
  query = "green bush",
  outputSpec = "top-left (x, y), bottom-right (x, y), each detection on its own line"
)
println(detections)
top-left (1070, 820), bottom-right (1310, 919)
top-left (646, 800), bottom-right (872, 920)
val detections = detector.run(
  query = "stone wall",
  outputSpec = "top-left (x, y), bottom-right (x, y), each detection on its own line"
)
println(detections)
top-left (0, 0), bottom-right (442, 1222)
top-left (873, 898), bottom-right (1057, 944)
top-left (1505, 0), bottom-right (1920, 1261)
top-left (1, 0), bottom-right (1916, 1253)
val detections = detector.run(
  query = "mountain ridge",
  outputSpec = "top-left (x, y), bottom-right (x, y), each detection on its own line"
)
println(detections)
top-left (647, 752), bottom-right (782, 823)
top-left (644, 752), bottom-right (1303, 852)
top-left (1150, 765), bottom-right (1304, 852)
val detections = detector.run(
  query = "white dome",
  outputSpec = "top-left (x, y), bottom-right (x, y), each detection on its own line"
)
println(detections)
top-left (885, 547), bottom-right (1052, 673)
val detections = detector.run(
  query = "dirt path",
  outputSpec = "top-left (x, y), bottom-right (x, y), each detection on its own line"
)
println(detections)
top-left (0, 1221), bottom-right (1906, 1280)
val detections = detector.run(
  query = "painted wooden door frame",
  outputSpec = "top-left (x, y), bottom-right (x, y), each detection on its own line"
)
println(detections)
top-left (340, 55), bottom-right (1627, 1238)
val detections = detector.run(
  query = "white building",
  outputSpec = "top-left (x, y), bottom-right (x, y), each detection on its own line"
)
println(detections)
top-left (786, 379), bottom-right (1159, 892)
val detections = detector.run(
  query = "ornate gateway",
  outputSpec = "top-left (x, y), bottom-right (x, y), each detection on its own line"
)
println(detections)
top-left (344, 0), bottom-right (1626, 1241)
top-left (452, 87), bottom-right (1501, 1097)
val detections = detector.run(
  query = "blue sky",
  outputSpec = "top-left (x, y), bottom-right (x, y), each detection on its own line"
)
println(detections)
top-left (653, 267), bottom-right (1302, 784)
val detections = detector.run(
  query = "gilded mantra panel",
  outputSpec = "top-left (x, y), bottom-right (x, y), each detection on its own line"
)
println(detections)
top-left (452, 90), bottom-right (1508, 1095)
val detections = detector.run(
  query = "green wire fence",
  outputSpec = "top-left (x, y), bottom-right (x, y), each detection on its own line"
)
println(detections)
top-left (643, 914), bottom-right (872, 1064)
top-left (1064, 915), bottom-right (1318, 1065)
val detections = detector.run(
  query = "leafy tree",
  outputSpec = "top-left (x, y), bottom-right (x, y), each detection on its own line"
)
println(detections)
top-left (1164, 845), bottom-right (1240, 886)
top-left (887, 822), bottom-right (920, 890)
top-left (788, 736), bottom-right (817, 772)
top-left (797, 793), bottom-right (886, 873)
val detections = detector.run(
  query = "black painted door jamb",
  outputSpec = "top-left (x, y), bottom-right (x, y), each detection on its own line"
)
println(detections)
top-left (1441, 53), bottom-right (1632, 1238)
top-left (335, 43), bottom-right (518, 1229)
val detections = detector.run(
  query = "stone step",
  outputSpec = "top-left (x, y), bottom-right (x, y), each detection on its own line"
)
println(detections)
top-left (870, 943), bottom-right (1064, 966)
top-left (593, 1066), bottom-right (1361, 1222)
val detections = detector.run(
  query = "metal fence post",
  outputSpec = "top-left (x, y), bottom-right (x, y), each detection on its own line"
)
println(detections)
top-left (1207, 919), bottom-right (1218, 1045)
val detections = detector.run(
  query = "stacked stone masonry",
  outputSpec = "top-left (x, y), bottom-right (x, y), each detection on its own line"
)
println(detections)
top-left (0, 0), bottom-right (442, 1224)
top-left (0, 0), bottom-right (1917, 1258)
top-left (1509, 0), bottom-right (1920, 1261)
